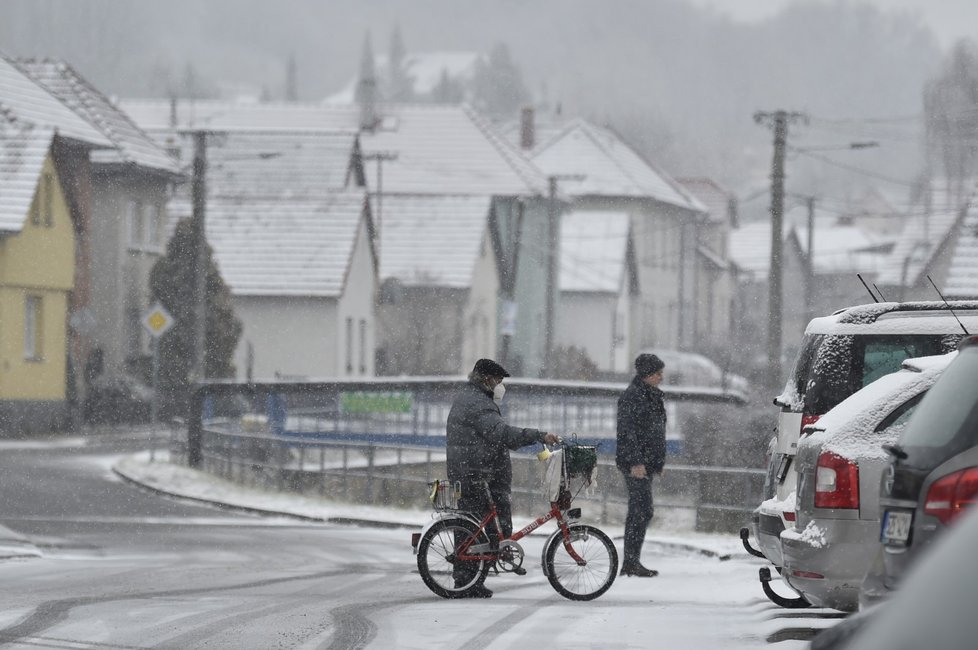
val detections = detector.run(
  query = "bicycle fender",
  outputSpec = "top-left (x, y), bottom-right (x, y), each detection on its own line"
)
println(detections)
top-left (413, 512), bottom-right (483, 555)
top-left (540, 527), bottom-right (567, 576)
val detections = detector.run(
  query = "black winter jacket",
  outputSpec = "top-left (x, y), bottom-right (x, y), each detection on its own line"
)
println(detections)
top-left (615, 376), bottom-right (667, 474)
top-left (446, 380), bottom-right (545, 488)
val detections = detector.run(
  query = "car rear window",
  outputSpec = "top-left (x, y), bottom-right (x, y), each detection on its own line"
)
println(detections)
top-left (804, 335), bottom-right (948, 416)
top-left (899, 347), bottom-right (978, 452)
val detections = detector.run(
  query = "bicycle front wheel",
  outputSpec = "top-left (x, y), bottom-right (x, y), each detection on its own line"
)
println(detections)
top-left (417, 517), bottom-right (491, 599)
top-left (544, 524), bottom-right (618, 601)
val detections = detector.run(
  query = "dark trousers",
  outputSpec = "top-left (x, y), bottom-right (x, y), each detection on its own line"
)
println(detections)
top-left (453, 478), bottom-right (512, 585)
top-left (622, 475), bottom-right (654, 567)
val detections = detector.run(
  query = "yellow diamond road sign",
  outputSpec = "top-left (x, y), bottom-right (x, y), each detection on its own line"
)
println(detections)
top-left (142, 303), bottom-right (175, 338)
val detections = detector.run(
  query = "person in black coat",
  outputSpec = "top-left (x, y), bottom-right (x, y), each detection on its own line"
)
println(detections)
top-left (446, 358), bottom-right (559, 598)
top-left (616, 353), bottom-right (667, 577)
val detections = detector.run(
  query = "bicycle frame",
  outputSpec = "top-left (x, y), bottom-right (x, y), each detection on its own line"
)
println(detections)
top-left (454, 484), bottom-right (588, 566)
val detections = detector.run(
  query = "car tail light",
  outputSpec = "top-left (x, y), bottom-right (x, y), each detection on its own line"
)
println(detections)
top-left (814, 452), bottom-right (859, 509)
top-left (800, 414), bottom-right (820, 437)
top-left (924, 467), bottom-right (978, 525)
top-left (783, 510), bottom-right (796, 522)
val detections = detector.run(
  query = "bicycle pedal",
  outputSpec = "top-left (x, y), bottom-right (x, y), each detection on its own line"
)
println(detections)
top-left (513, 566), bottom-right (527, 576)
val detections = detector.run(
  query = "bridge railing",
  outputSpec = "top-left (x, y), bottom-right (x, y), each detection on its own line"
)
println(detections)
top-left (177, 377), bottom-right (761, 532)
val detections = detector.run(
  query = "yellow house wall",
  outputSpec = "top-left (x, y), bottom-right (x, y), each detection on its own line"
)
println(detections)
top-left (0, 154), bottom-right (75, 401)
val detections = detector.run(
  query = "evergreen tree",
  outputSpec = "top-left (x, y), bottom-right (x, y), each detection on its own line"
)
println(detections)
top-left (472, 42), bottom-right (530, 119)
top-left (388, 24), bottom-right (413, 101)
top-left (149, 217), bottom-right (242, 417)
top-left (285, 52), bottom-right (298, 101)
top-left (431, 68), bottom-right (464, 104)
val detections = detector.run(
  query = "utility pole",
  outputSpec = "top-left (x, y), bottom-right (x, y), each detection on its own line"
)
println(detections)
top-left (754, 110), bottom-right (807, 384)
top-left (191, 130), bottom-right (209, 382)
top-left (543, 174), bottom-right (584, 377)
top-left (363, 151), bottom-right (398, 252)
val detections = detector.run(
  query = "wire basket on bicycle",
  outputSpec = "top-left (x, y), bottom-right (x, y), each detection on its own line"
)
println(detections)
top-left (427, 479), bottom-right (462, 511)
top-left (542, 440), bottom-right (598, 507)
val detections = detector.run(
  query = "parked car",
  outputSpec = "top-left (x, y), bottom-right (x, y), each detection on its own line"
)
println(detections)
top-left (746, 301), bottom-right (977, 605)
top-left (638, 348), bottom-right (749, 394)
top-left (860, 334), bottom-right (978, 606)
top-left (779, 352), bottom-right (954, 611)
top-left (812, 503), bottom-right (978, 650)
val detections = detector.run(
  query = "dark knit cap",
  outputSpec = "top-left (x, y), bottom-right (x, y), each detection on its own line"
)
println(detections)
top-left (635, 353), bottom-right (665, 378)
top-left (473, 358), bottom-right (510, 378)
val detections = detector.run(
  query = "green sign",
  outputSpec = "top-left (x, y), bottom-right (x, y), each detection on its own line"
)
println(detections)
top-left (340, 391), bottom-right (414, 414)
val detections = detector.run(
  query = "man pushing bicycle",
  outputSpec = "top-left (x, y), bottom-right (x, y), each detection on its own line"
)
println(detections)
top-left (446, 358), bottom-right (560, 598)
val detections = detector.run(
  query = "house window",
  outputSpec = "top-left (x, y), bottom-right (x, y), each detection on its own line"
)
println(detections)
top-left (345, 317), bottom-right (354, 374)
top-left (144, 203), bottom-right (162, 248)
top-left (128, 201), bottom-right (144, 248)
top-left (358, 318), bottom-right (367, 374)
top-left (24, 295), bottom-right (43, 361)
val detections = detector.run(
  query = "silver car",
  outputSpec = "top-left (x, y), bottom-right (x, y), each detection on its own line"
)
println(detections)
top-left (779, 353), bottom-right (954, 611)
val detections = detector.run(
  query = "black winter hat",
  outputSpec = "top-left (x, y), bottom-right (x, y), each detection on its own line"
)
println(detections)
top-left (473, 358), bottom-right (510, 378)
top-left (635, 353), bottom-right (665, 378)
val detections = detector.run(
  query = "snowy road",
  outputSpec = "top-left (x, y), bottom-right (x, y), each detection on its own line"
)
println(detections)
top-left (0, 435), bottom-right (842, 649)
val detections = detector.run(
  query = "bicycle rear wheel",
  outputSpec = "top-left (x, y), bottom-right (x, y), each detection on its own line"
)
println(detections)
top-left (417, 517), bottom-right (491, 599)
top-left (544, 524), bottom-right (618, 600)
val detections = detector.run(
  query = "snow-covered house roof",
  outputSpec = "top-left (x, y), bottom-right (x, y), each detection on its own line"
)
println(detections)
top-left (358, 104), bottom-right (546, 196)
top-left (379, 195), bottom-right (492, 288)
top-left (0, 55), bottom-right (111, 149)
top-left (18, 60), bottom-right (180, 175)
top-left (728, 221), bottom-right (802, 282)
top-left (177, 190), bottom-right (370, 298)
top-left (167, 130), bottom-right (367, 297)
top-left (121, 99), bottom-right (545, 198)
top-left (944, 203), bottom-right (978, 298)
top-left (528, 119), bottom-right (705, 212)
top-left (876, 204), bottom-right (963, 287)
top-left (560, 210), bottom-right (630, 293)
top-left (677, 177), bottom-right (734, 224)
top-left (0, 119), bottom-right (55, 233)
top-left (202, 130), bottom-right (357, 198)
top-left (0, 54), bottom-right (114, 232)
top-left (325, 51), bottom-right (483, 104)
top-left (794, 216), bottom-right (890, 275)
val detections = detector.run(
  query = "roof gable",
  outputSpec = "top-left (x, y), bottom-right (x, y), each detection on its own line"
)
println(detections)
top-left (0, 120), bottom-right (55, 232)
top-left (18, 60), bottom-right (179, 175)
top-left (0, 55), bottom-right (110, 148)
top-left (532, 119), bottom-right (704, 211)
top-left (560, 209), bottom-right (630, 293)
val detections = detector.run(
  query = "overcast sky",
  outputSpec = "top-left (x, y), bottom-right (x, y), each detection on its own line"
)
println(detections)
top-left (689, 0), bottom-right (978, 47)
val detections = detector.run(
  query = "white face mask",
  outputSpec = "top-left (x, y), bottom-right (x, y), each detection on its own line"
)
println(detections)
top-left (493, 382), bottom-right (506, 404)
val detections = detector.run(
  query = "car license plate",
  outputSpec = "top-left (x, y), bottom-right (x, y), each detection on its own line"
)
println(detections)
top-left (881, 510), bottom-right (912, 545)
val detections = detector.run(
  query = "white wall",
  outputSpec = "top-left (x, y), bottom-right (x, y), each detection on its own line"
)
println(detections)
top-left (337, 217), bottom-right (378, 377)
top-left (461, 227), bottom-right (499, 372)
top-left (234, 295), bottom-right (338, 380)
top-left (557, 291), bottom-right (619, 372)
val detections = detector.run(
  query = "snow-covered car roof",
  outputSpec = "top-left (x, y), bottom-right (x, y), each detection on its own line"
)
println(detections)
top-left (801, 352), bottom-right (957, 461)
top-left (805, 302), bottom-right (978, 336)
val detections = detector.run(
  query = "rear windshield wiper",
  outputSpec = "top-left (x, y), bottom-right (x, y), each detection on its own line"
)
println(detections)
top-left (883, 443), bottom-right (908, 460)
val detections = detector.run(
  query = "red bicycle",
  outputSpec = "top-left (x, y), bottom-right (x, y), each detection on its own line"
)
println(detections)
top-left (414, 443), bottom-right (618, 601)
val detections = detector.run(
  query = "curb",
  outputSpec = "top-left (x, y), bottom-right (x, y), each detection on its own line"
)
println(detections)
top-left (111, 464), bottom-right (422, 531)
top-left (0, 524), bottom-right (42, 560)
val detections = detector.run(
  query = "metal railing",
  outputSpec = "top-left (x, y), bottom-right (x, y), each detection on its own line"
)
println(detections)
top-left (176, 377), bottom-right (762, 532)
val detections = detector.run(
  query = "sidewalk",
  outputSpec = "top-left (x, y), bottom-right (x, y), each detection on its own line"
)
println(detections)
top-left (113, 452), bottom-right (752, 560)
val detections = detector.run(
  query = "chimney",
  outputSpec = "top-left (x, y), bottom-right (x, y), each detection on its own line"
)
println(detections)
top-left (520, 106), bottom-right (535, 150)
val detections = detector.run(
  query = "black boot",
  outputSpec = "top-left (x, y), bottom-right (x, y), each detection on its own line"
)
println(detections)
top-left (459, 584), bottom-right (493, 598)
top-left (620, 562), bottom-right (658, 577)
